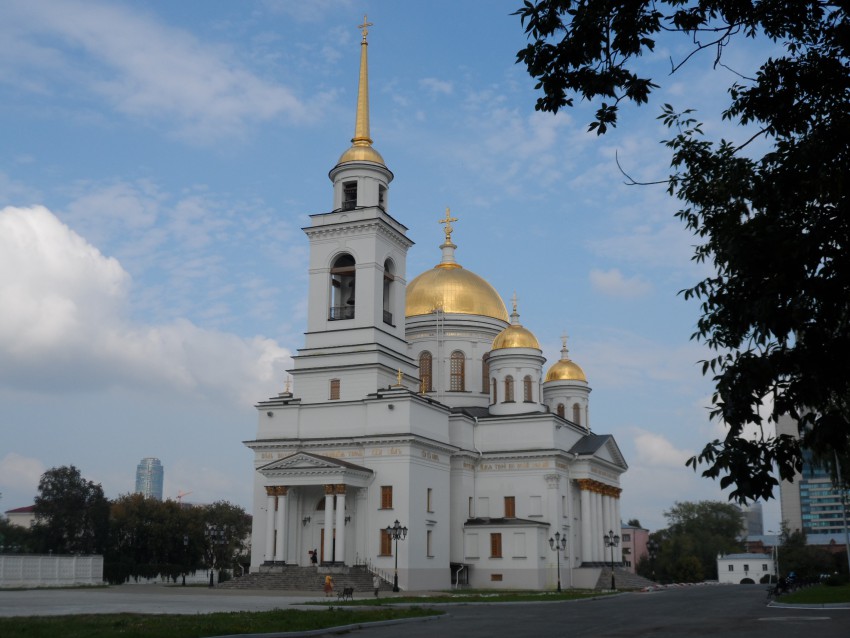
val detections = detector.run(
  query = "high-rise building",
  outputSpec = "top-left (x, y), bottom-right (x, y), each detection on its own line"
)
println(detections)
top-left (135, 457), bottom-right (164, 500)
top-left (740, 502), bottom-right (764, 537)
top-left (778, 415), bottom-right (848, 537)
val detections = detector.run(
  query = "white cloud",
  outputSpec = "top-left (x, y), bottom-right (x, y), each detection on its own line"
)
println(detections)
top-left (589, 268), bottom-right (652, 298)
top-left (2, 0), bottom-right (311, 141)
top-left (0, 205), bottom-right (291, 405)
top-left (633, 429), bottom-right (692, 468)
top-left (420, 77), bottom-right (453, 96)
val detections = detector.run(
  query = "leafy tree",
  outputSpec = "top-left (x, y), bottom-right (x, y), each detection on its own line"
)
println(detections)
top-left (778, 529), bottom-right (843, 580)
top-left (626, 518), bottom-right (642, 528)
top-left (514, 0), bottom-right (850, 502)
top-left (0, 516), bottom-right (35, 553)
top-left (32, 465), bottom-right (109, 554)
top-left (636, 501), bottom-right (743, 582)
top-left (201, 501), bottom-right (252, 581)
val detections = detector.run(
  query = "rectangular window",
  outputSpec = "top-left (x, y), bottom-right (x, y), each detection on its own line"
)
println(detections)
top-left (530, 495), bottom-right (542, 516)
top-left (427, 530), bottom-right (433, 557)
top-left (744, 564), bottom-right (749, 571)
top-left (465, 532), bottom-right (479, 559)
top-left (330, 378), bottom-right (340, 400)
top-left (490, 574), bottom-right (503, 582)
top-left (504, 496), bottom-right (515, 518)
top-left (728, 565), bottom-right (734, 571)
top-left (380, 529), bottom-right (392, 556)
top-left (380, 486), bottom-right (393, 509)
top-left (468, 496), bottom-right (473, 518)
top-left (427, 488), bottom-right (433, 513)
top-left (513, 532), bottom-right (526, 558)
top-left (342, 181), bottom-right (357, 210)
top-left (478, 496), bottom-right (490, 517)
top-left (490, 533), bottom-right (502, 558)
top-left (622, 533), bottom-right (631, 542)
top-left (762, 564), bottom-right (768, 571)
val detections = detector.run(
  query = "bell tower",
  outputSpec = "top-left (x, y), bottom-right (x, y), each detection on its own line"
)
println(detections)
top-left (292, 18), bottom-right (417, 404)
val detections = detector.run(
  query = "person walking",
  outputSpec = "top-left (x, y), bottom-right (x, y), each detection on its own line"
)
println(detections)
top-left (373, 574), bottom-right (381, 598)
top-left (323, 574), bottom-right (334, 597)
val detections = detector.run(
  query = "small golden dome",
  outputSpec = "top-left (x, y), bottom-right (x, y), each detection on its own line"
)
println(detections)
top-left (491, 294), bottom-right (540, 349)
top-left (545, 335), bottom-right (587, 382)
top-left (337, 144), bottom-right (386, 166)
top-left (406, 263), bottom-right (509, 321)
top-left (492, 324), bottom-right (540, 349)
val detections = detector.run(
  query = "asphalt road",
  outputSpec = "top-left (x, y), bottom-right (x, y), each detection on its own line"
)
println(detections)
top-left (0, 585), bottom-right (848, 638)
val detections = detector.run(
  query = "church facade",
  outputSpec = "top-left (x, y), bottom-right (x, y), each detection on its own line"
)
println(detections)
top-left (244, 23), bottom-right (627, 591)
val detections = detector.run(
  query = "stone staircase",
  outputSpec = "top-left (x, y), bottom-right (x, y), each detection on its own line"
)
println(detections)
top-left (595, 566), bottom-right (657, 590)
top-left (218, 565), bottom-right (392, 595)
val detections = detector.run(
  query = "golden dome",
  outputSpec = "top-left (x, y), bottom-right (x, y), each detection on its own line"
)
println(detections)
top-left (338, 144), bottom-right (385, 165)
top-left (545, 335), bottom-right (587, 382)
top-left (406, 210), bottom-right (508, 321)
top-left (406, 262), bottom-right (509, 321)
top-left (491, 294), bottom-right (540, 349)
top-left (492, 324), bottom-right (540, 349)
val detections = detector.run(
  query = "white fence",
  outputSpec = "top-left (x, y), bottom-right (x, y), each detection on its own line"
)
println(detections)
top-left (0, 554), bottom-right (103, 588)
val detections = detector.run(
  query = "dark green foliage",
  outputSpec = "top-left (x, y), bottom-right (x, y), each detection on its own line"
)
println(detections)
top-left (514, 1), bottom-right (850, 502)
top-left (637, 500), bottom-right (744, 582)
top-left (32, 465), bottom-right (110, 554)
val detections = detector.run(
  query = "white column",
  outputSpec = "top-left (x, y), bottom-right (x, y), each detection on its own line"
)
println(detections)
top-left (334, 487), bottom-right (346, 564)
top-left (264, 488), bottom-right (276, 561)
top-left (580, 486), bottom-right (592, 564)
top-left (275, 487), bottom-right (288, 562)
top-left (593, 491), bottom-right (603, 561)
top-left (614, 493), bottom-right (622, 562)
top-left (323, 487), bottom-right (334, 563)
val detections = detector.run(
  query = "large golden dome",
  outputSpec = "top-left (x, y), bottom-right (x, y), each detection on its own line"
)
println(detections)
top-left (545, 337), bottom-right (587, 382)
top-left (406, 262), bottom-right (509, 321)
top-left (406, 211), bottom-right (508, 321)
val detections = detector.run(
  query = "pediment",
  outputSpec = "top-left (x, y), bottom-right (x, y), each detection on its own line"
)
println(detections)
top-left (257, 452), bottom-right (373, 487)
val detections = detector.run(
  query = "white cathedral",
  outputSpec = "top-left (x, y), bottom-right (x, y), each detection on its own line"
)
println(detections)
top-left (244, 23), bottom-right (627, 591)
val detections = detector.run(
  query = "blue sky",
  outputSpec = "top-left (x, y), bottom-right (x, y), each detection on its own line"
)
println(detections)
top-left (0, 0), bottom-right (781, 533)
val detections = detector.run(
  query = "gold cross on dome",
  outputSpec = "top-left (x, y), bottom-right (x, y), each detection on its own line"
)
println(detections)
top-left (439, 207), bottom-right (458, 242)
top-left (359, 15), bottom-right (373, 42)
top-left (511, 291), bottom-right (519, 313)
top-left (561, 331), bottom-right (569, 349)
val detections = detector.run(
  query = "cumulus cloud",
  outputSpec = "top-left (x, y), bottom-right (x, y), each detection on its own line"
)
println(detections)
top-left (0, 205), bottom-right (291, 405)
top-left (589, 268), bottom-right (652, 298)
top-left (633, 429), bottom-right (692, 468)
top-left (2, 0), bottom-right (310, 141)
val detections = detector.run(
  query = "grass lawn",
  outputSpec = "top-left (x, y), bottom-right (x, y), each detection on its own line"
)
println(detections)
top-left (778, 584), bottom-right (850, 605)
top-left (0, 607), bottom-right (442, 638)
top-left (316, 589), bottom-right (609, 605)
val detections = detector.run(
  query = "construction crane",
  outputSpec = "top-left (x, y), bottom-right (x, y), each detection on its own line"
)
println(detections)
top-left (176, 490), bottom-right (192, 504)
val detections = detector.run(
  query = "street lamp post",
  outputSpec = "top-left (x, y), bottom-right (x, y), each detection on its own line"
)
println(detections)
top-left (604, 529), bottom-right (620, 590)
top-left (182, 534), bottom-right (188, 586)
top-left (549, 531), bottom-right (567, 592)
top-left (386, 520), bottom-right (407, 592)
top-left (647, 539), bottom-right (658, 582)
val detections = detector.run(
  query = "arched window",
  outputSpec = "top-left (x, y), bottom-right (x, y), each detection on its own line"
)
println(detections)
top-left (450, 351), bottom-right (465, 391)
top-left (481, 352), bottom-right (490, 394)
top-left (572, 403), bottom-right (581, 425)
top-left (383, 259), bottom-right (394, 325)
top-left (523, 375), bottom-right (533, 402)
top-left (329, 254), bottom-right (355, 320)
top-left (504, 375), bottom-right (514, 402)
top-left (419, 351), bottom-right (433, 393)
top-left (557, 403), bottom-right (565, 418)
top-left (491, 377), bottom-right (497, 404)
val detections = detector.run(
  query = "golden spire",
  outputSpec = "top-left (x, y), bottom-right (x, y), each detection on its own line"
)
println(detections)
top-left (336, 16), bottom-right (385, 165)
top-left (439, 207), bottom-right (458, 243)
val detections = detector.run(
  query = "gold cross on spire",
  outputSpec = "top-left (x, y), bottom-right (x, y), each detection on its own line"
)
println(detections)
top-left (359, 15), bottom-right (373, 42)
top-left (511, 291), bottom-right (519, 313)
top-left (561, 331), bottom-right (569, 349)
top-left (439, 207), bottom-right (458, 243)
